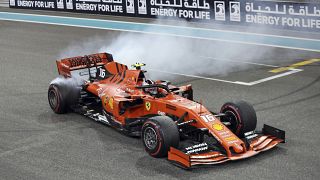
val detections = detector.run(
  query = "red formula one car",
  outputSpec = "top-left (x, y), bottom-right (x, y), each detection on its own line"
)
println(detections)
top-left (48, 53), bottom-right (285, 168)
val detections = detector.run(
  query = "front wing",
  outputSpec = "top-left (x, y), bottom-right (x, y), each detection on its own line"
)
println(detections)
top-left (168, 124), bottom-right (285, 168)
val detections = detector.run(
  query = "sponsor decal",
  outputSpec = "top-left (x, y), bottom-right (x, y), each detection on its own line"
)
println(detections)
top-left (225, 136), bottom-right (237, 141)
top-left (9, 0), bottom-right (15, 6)
top-left (244, 131), bottom-right (258, 139)
top-left (217, 131), bottom-right (232, 138)
top-left (138, 0), bottom-right (147, 14)
top-left (108, 97), bottom-right (114, 110)
top-left (126, 0), bottom-right (134, 13)
top-left (66, 0), bottom-right (73, 10)
top-left (212, 123), bottom-right (224, 131)
top-left (214, 1), bottom-right (226, 21)
top-left (16, 0), bottom-right (55, 8)
top-left (150, 0), bottom-right (210, 20)
top-left (68, 55), bottom-right (102, 68)
top-left (245, 1), bottom-right (320, 30)
top-left (145, 101), bottom-right (151, 111)
top-left (230, 1), bottom-right (241, 22)
top-left (74, 0), bottom-right (123, 12)
top-left (185, 143), bottom-right (208, 154)
top-left (57, 0), bottom-right (64, 9)
top-left (157, 110), bottom-right (165, 116)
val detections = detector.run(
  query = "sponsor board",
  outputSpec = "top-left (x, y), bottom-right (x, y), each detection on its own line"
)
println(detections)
top-left (244, 1), bottom-right (320, 30)
top-left (9, 0), bottom-right (320, 31)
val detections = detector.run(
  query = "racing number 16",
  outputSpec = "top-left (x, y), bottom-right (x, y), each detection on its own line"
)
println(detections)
top-left (99, 68), bottom-right (106, 78)
top-left (201, 114), bottom-right (215, 122)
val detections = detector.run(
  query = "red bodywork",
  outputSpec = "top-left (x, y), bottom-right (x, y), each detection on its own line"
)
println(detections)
top-left (56, 53), bottom-right (285, 168)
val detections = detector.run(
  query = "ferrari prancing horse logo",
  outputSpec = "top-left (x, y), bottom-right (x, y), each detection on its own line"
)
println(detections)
top-left (145, 101), bottom-right (151, 111)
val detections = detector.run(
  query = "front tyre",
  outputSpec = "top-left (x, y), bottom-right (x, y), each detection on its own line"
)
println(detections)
top-left (220, 101), bottom-right (257, 137)
top-left (142, 116), bottom-right (179, 158)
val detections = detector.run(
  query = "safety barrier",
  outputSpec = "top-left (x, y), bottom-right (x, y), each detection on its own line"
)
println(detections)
top-left (9, 0), bottom-right (320, 31)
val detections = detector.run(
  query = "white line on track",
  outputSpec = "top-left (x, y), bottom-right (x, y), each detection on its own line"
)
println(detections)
top-left (235, 69), bottom-right (303, 86)
top-left (199, 56), bottom-right (280, 68)
top-left (149, 68), bottom-right (303, 86)
top-left (149, 69), bottom-right (239, 84)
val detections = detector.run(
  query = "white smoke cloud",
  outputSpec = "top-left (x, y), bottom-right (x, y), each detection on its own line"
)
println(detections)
top-left (58, 19), bottom-right (275, 81)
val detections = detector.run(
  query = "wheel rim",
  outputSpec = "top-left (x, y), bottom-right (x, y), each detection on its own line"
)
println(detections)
top-left (143, 127), bottom-right (158, 150)
top-left (48, 90), bottom-right (58, 109)
top-left (223, 110), bottom-right (239, 133)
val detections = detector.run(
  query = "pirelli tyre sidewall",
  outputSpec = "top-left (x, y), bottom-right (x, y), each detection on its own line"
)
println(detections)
top-left (220, 101), bottom-right (257, 137)
top-left (142, 116), bottom-right (179, 158)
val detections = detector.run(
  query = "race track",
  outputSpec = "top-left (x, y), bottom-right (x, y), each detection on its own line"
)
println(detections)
top-left (0, 7), bottom-right (320, 180)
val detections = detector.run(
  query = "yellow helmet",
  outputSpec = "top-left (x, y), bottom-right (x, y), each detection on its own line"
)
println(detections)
top-left (131, 63), bottom-right (146, 70)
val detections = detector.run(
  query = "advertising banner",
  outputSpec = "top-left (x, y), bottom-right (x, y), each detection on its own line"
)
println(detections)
top-left (9, 0), bottom-right (320, 31)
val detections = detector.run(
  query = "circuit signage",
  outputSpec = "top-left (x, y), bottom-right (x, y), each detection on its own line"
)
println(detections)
top-left (9, 0), bottom-right (320, 31)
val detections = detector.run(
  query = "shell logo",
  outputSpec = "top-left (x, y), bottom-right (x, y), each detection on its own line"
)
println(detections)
top-left (212, 123), bottom-right (224, 131)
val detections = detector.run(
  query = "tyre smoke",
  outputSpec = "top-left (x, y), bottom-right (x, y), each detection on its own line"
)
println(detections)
top-left (58, 19), bottom-right (275, 80)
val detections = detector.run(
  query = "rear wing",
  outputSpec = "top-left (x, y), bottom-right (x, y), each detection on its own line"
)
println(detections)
top-left (56, 53), bottom-right (114, 77)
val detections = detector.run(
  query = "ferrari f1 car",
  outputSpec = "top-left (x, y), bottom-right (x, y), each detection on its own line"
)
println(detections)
top-left (48, 53), bottom-right (285, 168)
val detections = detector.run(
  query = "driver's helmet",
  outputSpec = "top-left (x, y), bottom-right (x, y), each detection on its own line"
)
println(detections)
top-left (143, 79), bottom-right (158, 95)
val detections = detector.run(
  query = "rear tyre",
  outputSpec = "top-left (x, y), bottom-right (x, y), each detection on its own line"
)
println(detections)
top-left (142, 116), bottom-right (179, 158)
top-left (48, 84), bottom-right (68, 114)
top-left (220, 101), bottom-right (257, 137)
top-left (48, 77), bottom-right (81, 114)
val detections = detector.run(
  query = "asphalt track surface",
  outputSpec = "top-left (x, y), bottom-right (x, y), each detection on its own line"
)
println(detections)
top-left (1, 8), bottom-right (320, 180)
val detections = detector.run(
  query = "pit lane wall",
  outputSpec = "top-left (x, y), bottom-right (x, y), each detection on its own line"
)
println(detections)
top-left (9, 0), bottom-right (320, 32)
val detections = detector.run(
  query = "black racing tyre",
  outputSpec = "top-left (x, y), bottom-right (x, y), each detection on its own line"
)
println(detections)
top-left (48, 84), bottom-right (68, 114)
top-left (48, 77), bottom-right (82, 114)
top-left (220, 101), bottom-right (257, 137)
top-left (142, 116), bottom-right (179, 158)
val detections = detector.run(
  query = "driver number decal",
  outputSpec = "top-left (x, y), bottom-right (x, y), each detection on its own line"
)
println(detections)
top-left (200, 114), bottom-right (215, 123)
top-left (99, 68), bottom-right (106, 78)
top-left (145, 101), bottom-right (151, 111)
